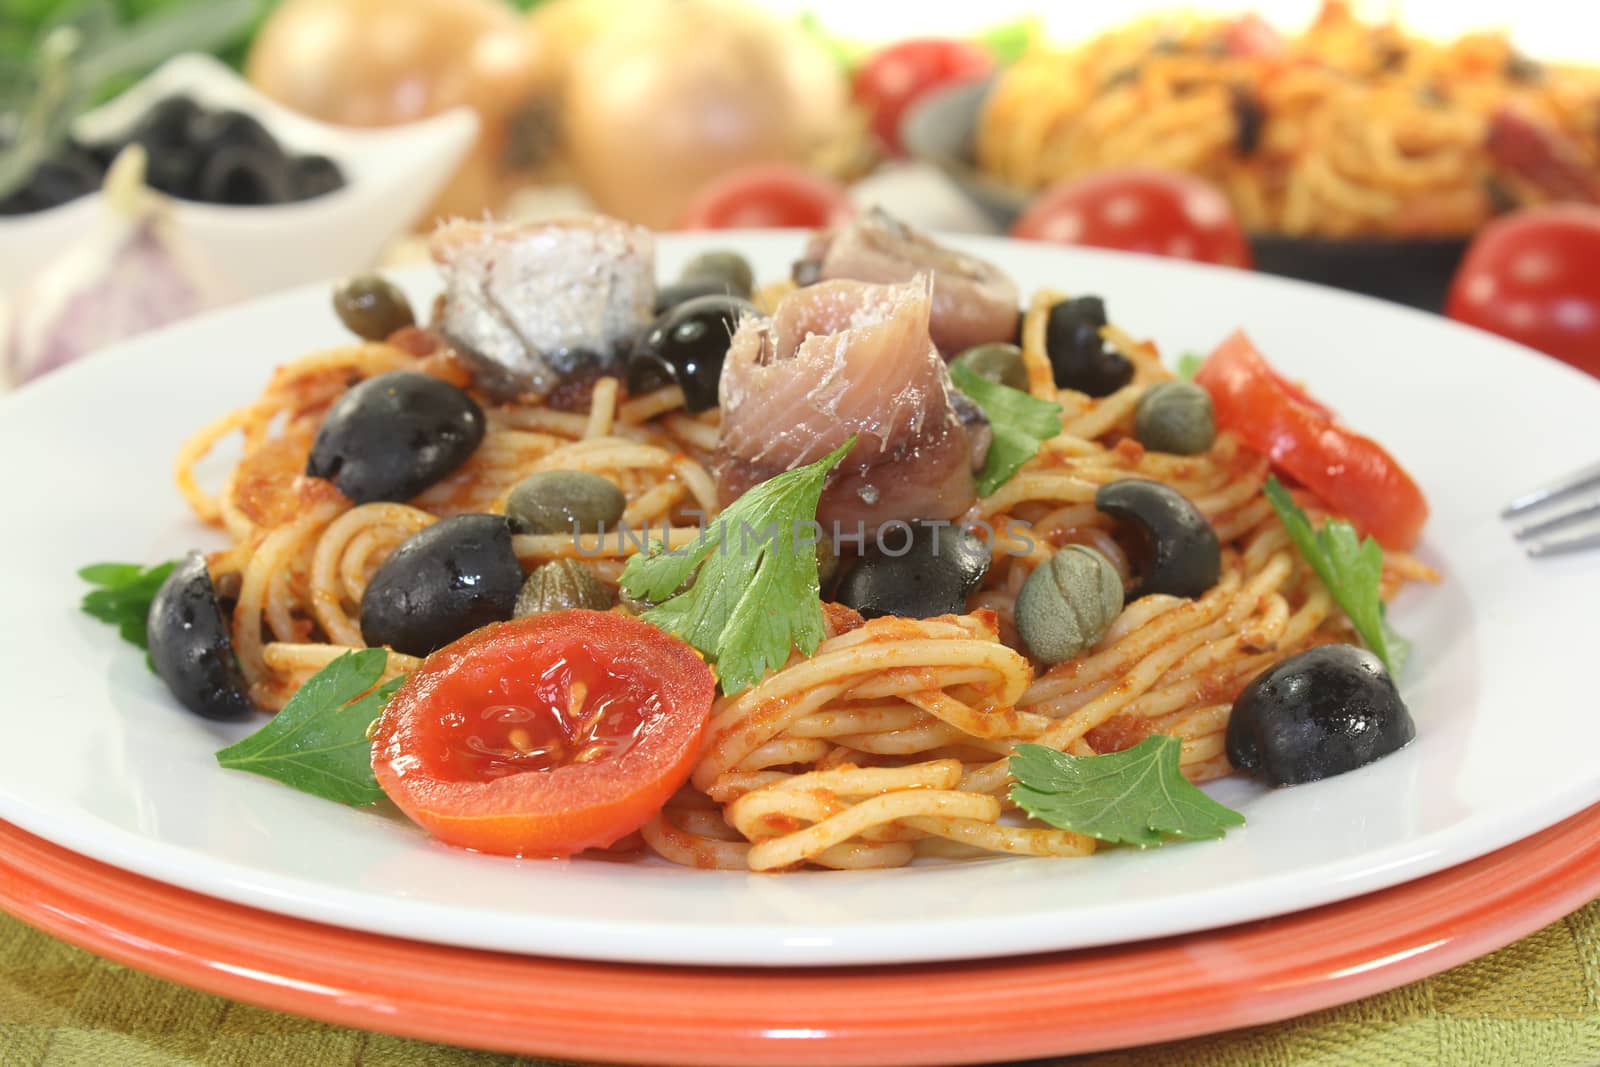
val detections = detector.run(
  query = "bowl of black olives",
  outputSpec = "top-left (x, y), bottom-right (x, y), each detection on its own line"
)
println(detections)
top-left (0, 54), bottom-right (478, 297)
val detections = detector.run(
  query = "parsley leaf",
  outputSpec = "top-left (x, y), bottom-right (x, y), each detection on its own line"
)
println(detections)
top-left (1175, 352), bottom-right (1205, 380)
top-left (215, 649), bottom-right (403, 806)
top-left (1009, 738), bottom-right (1245, 847)
top-left (1263, 477), bottom-right (1409, 675)
top-left (620, 438), bottom-right (853, 695)
top-left (79, 559), bottom-right (178, 664)
top-left (949, 361), bottom-right (1064, 496)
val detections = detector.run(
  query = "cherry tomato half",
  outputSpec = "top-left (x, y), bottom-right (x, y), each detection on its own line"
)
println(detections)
top-left (676, 165), bottom-right (855, 231)
top-left (1011, 168), bottom-right (1254, 268)
top-left (853, 37), bottom-right (992, 156)
top-left (1194, 331), bottom-right (1429, 550)
top-left (1446, 205), bottom-right (1600, 378)
top-left (372, 610), bottom-right (715, 857)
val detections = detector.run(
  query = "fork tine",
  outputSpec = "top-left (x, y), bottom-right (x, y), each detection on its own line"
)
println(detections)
top-left (1524, 516), bottom-right (1600, 558)
top-left (1502, 459), bottom-right (1600, 518)
top-left (1508, 485), bottom-right (1600, 539)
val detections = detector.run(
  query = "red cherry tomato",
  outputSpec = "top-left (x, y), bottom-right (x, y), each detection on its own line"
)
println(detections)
top-left (853, 37), bottom-right (992, 156)
top-left (1011, 168), bottom-right (1254, 268)
top-left (372, 611), bottom-right (716, 857)
top-left (676, 165), bottom-right (854, 230)
top-left (1194, 331), bottom-right (1429, 550)
top-left (1446, 205), bottom-right (1600, 378)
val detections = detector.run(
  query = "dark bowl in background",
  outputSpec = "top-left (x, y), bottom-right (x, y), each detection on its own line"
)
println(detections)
top-left (900, 79), bottom-right (1470, 312)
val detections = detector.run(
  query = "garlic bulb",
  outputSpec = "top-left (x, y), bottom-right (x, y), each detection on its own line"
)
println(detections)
top-left (5, 146), bottom-right (228, 387)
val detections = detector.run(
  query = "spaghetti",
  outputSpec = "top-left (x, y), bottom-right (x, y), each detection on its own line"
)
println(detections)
top-left (977, 1), bottom-right (1600, 236)
top-left (175, 281), bottom-right (1433, 871)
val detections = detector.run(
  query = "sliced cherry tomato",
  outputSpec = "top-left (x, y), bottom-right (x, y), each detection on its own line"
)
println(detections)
top-left (1446, 204), bottom-right (1600, 378)
top-left (1194, 331), bottom-right (1429, 550)
top-left (1011, 168), bottom-right (1254, 268)
top-left (372, 610), bottom-right (715, 857)
top-left (676, 165), bottom-right (854, 231)
top-left (853, 37), bottom-right (992, 156)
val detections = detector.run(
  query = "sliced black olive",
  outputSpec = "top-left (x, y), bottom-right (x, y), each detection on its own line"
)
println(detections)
top-left (306, 371), bottom-right (485, 503)
top-left (197, 145), bottom-right (294, 205)
top-left (360, 514), bottom-right (523, 656)
top-left (289, 154), bottom-right (344, 200)
top-left (625, 294), bottom-right (758, 413)
top-left (1045, 296), bottom-right (1134, 397)
top-left (146, 552), bottom-right (254, 721)
top-left (1229, 86), bottom-right (1264, 157)
top-left (1226, 644), bottom-right (1415, 786)
top-left (835, 523), bottom-right (991, 619)
top-left (1094, 479), bottom-right (1220, 599)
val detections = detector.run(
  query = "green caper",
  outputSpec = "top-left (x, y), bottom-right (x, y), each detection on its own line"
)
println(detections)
top-left (332, 274), bottom-right (416, 342)
top-left (505, 471), bottom-right (626, 535)
top-left (514, 559), bottom-right (615, 617)
top-left (1015, 545), bottom-right (1124, 665)
top-left (953, 342), bottom-right (1028, 391)
top-left (1134, 381), bottom-right (1216, 455)
top-left (679, 250), bottom-right (755, 299)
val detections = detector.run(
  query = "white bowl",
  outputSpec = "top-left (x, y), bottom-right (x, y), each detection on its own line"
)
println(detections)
top-left (0, 53), bottom-right (478, 298)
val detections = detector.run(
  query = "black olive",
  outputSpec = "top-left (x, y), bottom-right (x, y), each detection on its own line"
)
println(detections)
top-left (127, 96), bottom-right (203, 154)
top-left (288, 154), bottom-right (344, 200)
top-left (1229, 86), bottom-right (1264, 157)
top-left (792, 258), bottom-right (822, 286)
top-left (1094, 479), bottom-right (1220, 599)
top-left (653, 279), bottom-right (734, 314)
top-left (835, 523), bottom-right (992, 619)
top-left (1045, 296), bottom-right (1134, 397)
top-left (625, 294), bottom-right (758, 413)
top-left (143, 146), bottom-right (203, 199)
top-left (306, 371), bottom-right (486, 503)
top-left (146, 552), bottom-right (254, 721)
top-left (22, 149), bottom-right (102, 211)
top-left (187, 108), bottom-right (280, 160)
top-left (1226, 644), bottom-right (1415, 786)
top-left (197, 145), bottom-right (294, 205)
top-left (360, 514), bottom-right (523, 656)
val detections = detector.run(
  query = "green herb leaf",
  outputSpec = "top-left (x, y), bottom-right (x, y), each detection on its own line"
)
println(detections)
top-left (215, 649), bottom-right (403, 807)
top-left (620, 438), bottom-right (853, 695)
top-left (1176, 352), bottom-right (1205, 381)
top-left (79, 559), bottom-right (178, 662)
top-left (950, 362), bottom-right (1064, 496)
top-left (1263, 477), bottom-right (1408, 675)
top-left (1009, 737), bottom-right (1245, 847)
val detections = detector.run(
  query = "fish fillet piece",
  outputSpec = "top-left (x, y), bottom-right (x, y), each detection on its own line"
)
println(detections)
top-left (716, 276), bottom-right (976, 533)
top-left (430, 216), bottom-right (655, 396)
top-left (802, 208), bottom-right (1020, 356)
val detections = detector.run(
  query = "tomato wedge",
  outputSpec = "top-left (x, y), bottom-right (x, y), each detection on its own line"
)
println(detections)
top-left (372, 611), bottom-right (715, 857)
top-left (1194, 331), bottom-right (1429, 550)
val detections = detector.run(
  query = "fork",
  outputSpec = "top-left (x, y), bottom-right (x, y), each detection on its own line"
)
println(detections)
top-left (1504, 460), bottom-right (1600, 557)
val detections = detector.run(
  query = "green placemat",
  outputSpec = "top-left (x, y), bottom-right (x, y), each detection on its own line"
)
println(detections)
top-left (2, 898), bottom-right (1599, 1066)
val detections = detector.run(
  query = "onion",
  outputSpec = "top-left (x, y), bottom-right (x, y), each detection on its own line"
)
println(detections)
top-left (563, 0), bottom-right (850, 228)
top-left (245, 0), bottom-right (559, 222)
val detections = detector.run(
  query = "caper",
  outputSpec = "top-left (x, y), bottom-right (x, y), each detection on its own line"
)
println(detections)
top-left (952, 342), bottom-right (1028, 391)
top-left (332, 274), bottom-right (415, 341)
top-left (515, 559), bottom-right (615, 617)
top-left (1134, 381), bottom-right (1216, 455)
top-left (680, 250), bottom-right (754, 299)
top-left (505, 471), bottom-right (626, 536)
top-left (1014, 545), bottom-right (1124, 665)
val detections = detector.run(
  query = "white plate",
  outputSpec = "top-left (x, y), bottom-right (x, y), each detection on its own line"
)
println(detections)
top-left (1, 234), bottom-right (1597, 967)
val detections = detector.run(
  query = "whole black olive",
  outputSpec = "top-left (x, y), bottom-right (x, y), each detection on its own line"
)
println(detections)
top-left (306, 371), bottom-right (485, 503)
top-left (143, 146), bottom-right (203, 199)
top-left (332, 275), bottom-right (416, 341)
top-left (625, 294), bottom-right (758, 413)
top-left (1045, 296), bottom-right (1134, 397)
top-left (835, 523), bottom-right (992, 619)
top-left (1226, 644), bottom-right (1415, 786)
top-left (360, 515), bottom-right (523, 656)
top-left (197, 145), bottom-right (294, 206)
top-left (653, 279), bottom-right (733, 314)
top-left (22, 148), bottom-right (103, 212)
top-left (127, 96), bottom-right (203, 154)
top-left (680, 250), bottom-right (755, 298)
top-left (187, 108), bottom-right (280, 160)
top-left (146, 552), bottom-right (254, 721)
top-left (289, 154), bottom-right (344, 200)
top-left (1094, 479), bottom-right (1220, 599)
